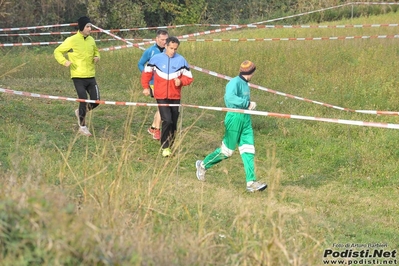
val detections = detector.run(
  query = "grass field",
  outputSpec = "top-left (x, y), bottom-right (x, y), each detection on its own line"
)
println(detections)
top-left (1, 11), bottom-right (399, 266)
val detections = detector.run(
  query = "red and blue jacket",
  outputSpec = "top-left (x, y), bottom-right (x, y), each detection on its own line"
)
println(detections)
top-left (141, 52), bottom-right (193, 100)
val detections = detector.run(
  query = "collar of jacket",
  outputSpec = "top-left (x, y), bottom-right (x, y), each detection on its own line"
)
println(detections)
top-left (239, 74), bottom-right (248, 82)
top-left (77, 30), bottom-right (88, 39)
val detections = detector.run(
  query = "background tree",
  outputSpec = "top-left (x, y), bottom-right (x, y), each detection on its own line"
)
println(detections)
top-left (86, 0), bottom-right (145, 31)
top-left (137, 0), bottom-right (206, 26)
top-left (0, 0), bottom-right (10, 20)
top-left (0, 0), bottom-right (397, 35)
top-left (0, 0), bottom-right (87, 28)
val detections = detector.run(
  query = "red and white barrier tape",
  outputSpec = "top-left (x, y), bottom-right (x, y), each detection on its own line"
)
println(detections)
top-left (94, 22), bottom-right (399, 117)
top-left (0, 88), bottom-right (179, 107)
top-left (93, 38), bottom-right (154, 42)
top-left (252, 4), bottom-right (349, 25)
top-left (252, 2), bottom-right (399, 25)
top-left (90, 24), bottom-right (133, 46)
top-left (98, 25), bottom-right (246, 51)
top-left (3, 8), bottom-right (350, 48)
top-left (1, 23), bottom-right (398, 37)
top-left (222, 23), bottom-right (399, 29)
top-left (179, 35), bottom-right (399, 42)
top-left (3, 3), bottom-right (399, 120)
top-left (91, 24), bottom-right (146, 51)
top-left (2, 33), bottom-right (399, 47)
top-left (1, 2), bottom-right (398, 33)
top-left (0, 23), bottom-right (77, 32)
top-left (0, 23), bottom-right (213, 33)
top-left (183, 104), bottom-right (399, 129)
top-left (3, 23), bottom-right (394, 118)
top-left (351, 1), bottom-right (399, 5)
top-left (0, 41), bottom-right (63, 47)
top-left (0, 31), bottom-right (76, 37)
top-left (2, 87), bottom-right (399, 130)
top-left (192, 64), bottom-right (352, 110)
top-left (2, 1), bottom-right (397, 48)
top-left (190, 65), bottom-right (399, 116)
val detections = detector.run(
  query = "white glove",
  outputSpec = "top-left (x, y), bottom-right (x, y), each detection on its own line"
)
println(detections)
top-left (248, 101), bottom-right (257, 110)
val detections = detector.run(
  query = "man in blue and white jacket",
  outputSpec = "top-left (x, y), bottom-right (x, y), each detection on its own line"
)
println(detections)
top-left (138, 29), bottom-right (168, 141)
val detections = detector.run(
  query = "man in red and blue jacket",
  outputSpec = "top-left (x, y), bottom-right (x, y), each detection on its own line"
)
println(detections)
top-left (141, 36), bottom-right (193, 157)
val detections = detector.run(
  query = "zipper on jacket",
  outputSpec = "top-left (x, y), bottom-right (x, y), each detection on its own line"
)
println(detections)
top-left (167, 55), bottom-right (170, 99)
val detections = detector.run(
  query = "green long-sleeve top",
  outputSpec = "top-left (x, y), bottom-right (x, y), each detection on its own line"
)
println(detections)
top-left (224, 75), bottom-right (251, 109)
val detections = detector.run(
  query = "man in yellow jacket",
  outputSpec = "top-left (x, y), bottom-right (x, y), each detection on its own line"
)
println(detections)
top-left (54, 16), bottom-right (100, 136)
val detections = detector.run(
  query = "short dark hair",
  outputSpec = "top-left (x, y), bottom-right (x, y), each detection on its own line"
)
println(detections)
top-left (166, 36), bottom-right (180, 46)
top-left (156, 29), bottom-right (168, 37)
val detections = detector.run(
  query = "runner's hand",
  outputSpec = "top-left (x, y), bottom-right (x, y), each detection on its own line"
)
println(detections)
top-left (248, 101), bottom-right (257, 110)
top-left (174, 78), bottom-right (181, 86)
top-left (143, 88), bottom-right (150, 96)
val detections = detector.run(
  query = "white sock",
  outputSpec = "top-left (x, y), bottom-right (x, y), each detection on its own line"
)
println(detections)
top-left (247, 181), bottom-right (254, 186)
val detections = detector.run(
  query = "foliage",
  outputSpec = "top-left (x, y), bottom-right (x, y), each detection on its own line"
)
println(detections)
top-left (0, 0), bottom-right (398, 30)
top-left (0, 0), bottom-right (86, 27)
top-left (87, 0), bottom-right (146, 32)
top-left (138, 0), bottom-right (207, 26)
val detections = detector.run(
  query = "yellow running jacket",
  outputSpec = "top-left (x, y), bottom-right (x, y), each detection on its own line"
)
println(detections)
top-left (54, 31), bottom-right (100, 78)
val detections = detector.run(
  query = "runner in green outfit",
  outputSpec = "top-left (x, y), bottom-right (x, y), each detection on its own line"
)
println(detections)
top-left (195, 60), bottom-right (267, 192)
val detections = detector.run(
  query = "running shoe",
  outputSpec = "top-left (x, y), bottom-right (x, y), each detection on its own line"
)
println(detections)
top-left (246, 181), bottom-right (267, 192)
top-left (147, 127), bottom-right (155, 136)
top-left (153, 129), bottom-right (161, 140)
top-left (195, 160), bottom-right (206, 181)
top-left (162, 148), bottom-right (171, 157)
top-left (79, 126), bottom-right (92, 136)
